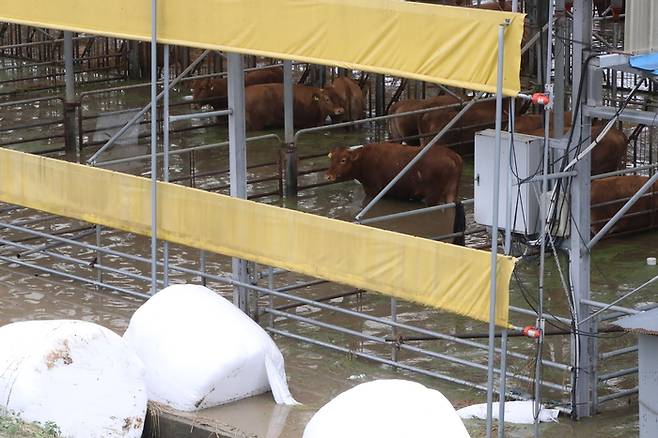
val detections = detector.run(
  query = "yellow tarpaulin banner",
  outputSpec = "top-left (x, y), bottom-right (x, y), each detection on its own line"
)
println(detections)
top-left (0, 0), bottom-right (524, 95)
top-left (0, 148), bottom-right (514, 326)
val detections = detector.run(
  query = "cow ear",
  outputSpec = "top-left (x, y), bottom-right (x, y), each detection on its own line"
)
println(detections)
top-left (350, 149), bottom-right (362, 161)
top-left (313, 93), bottom-right (320, 102)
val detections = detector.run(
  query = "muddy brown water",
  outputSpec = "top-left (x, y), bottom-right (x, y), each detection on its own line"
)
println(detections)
top-left (0, 56), bottom-right (652, 437)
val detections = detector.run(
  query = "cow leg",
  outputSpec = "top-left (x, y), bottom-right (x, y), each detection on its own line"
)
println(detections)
top-left (452, 201), bottom-right (466, 246)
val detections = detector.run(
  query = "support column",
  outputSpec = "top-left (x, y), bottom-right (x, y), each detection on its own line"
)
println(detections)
top-left (63, 31), bottom-right (77, 158)
top-left (553, 0), bottom-right (566, 138)
top-left (163, 44), bottom-right (170, 288)
top-left (282, 60), bottom-right (297, 198)
top-left (375, 74), bottom-right (386, 116)
top-left (149, 0), bottom-right (158, 295)
top-left (127, 40), bottom-right (141, 80)
top-left (570, 0), bottom-right (595, 420)
top-left (227, 52), bottom-right (249, 312)
top-left (485, 22), bottom-right (507, 438)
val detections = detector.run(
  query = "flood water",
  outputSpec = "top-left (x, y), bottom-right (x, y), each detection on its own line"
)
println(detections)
top-left (0, 49), bottom-right (653, 438)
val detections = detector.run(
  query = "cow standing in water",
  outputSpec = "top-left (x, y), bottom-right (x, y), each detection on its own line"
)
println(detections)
top-left (192, 65), bottom-right (284, 111)
top-left (325, 143), bottom-right (466, 244)
top-left (322, 76), bottom-right (365, 127)
top-left (388, 95), bottom-right (463, 145)
top-left (244, 84), bottom-right (345, 130)
top-left (591, 175), bottom-right (658, 235)
top-left (514, 113), bottom-right (629, 175)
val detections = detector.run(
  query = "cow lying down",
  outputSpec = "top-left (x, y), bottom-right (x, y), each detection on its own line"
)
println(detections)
top-left (326, 142), bottom-right (466, 244)
top-left (591, 175), bottom-right (658, 236)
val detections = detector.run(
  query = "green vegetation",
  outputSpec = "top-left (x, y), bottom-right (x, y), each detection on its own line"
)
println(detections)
top-left (0, 413), bottom-right (60, 438)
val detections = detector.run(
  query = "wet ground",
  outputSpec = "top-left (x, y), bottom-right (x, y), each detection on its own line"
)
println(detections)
top-left (0, 51), bottom-right (654, 437)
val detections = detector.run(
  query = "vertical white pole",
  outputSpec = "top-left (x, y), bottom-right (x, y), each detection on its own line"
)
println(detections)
top-left (163, 44), bottom-right (170, 288)
top-left (486, 20), bottom-right (508, 438)
top-left (228, 52), bottom-right (248, 311)
top-left (150, 0), bottom-right (158, 295)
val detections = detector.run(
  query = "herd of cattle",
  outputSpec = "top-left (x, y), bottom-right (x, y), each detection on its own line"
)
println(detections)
top-left (190, 63), bottom-right (654, 241)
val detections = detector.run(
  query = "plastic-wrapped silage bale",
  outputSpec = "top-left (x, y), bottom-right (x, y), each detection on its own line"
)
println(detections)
top-left (0, 320), bottom-right (148, 438)
top-left (303, 379), bottom-right (470, 438)
top-left (122, 284), bottom-right (297, 411)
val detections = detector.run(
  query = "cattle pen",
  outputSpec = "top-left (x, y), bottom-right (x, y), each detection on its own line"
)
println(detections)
top-left (0, 0), bottom-right (656, 437)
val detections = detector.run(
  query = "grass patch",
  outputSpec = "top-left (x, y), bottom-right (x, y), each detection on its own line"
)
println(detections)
top-left (0, 412), bottom-right (60, 438)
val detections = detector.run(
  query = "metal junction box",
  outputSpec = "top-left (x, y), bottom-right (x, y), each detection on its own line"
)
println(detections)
top-left (474, 129), bottom-right (543, 235)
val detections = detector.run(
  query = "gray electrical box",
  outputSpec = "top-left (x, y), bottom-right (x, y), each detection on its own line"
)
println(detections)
top-left (474, 129), bottom-right (543, 235)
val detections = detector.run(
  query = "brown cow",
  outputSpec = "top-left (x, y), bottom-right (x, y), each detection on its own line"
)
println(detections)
top-left (325, 142), bottom-right (465, 243)
top-left (518, 119), bottom-right (628, 175)
top-left (591, 176), bottom-right (658, 235)
top-left (513, 112), bottom-right (573, 135)
top-left (388, 95), bottom-right (463, 146)
top-left (416, 99), bottom-right (503, 149)
top-left (192, 65), bottom-right (284, 111)
top-left (322, 76), bottom-right (365, 126)
top-left (244, 84), bottom-right (344, 131)
top-left (416, 97), bottom-right (530, 149)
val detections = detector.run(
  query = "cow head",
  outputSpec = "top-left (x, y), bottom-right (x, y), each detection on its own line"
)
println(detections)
top-left (315, 90), bottom-right (345, 118)
top-left (325, 146), bottom-right (363, 182)
top-left (191, 78), bottom-right (227, 109)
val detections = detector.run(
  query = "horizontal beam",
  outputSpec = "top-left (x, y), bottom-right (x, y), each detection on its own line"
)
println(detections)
top-left (169, 109), bottom-right (231, 123)
top-left (584, 105), bottom-right (658, 127)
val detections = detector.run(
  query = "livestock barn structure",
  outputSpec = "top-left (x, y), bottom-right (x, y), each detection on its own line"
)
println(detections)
top-left (0, 0), bottom-right (655, 437)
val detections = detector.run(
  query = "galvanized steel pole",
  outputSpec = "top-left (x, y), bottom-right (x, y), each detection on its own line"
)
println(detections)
top-left (283, 60), bottom-right (297, 197)
top-left (150, 0), bottom-right (158, 295)
top-left (227, 52), bottom-right (249, 311)
top-left (163, 44), bottom-right (170, 287)
top-left (486, 21), bottom-right (508, 438)
top-left (535, 0), bottom-right (557, 433)
top-left (570, 0), bottom-right (594, 419)
top-left (63, 31), bottom-right (77, 157)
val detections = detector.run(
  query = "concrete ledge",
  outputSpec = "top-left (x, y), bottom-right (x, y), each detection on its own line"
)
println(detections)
top-left (142, 403), bottom-right (256, 438)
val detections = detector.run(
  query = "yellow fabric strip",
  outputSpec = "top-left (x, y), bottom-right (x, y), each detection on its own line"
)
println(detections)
top-left (0, 148), bottom-right (514, 326)
top-left (0, 0), bottom-right (524, 96)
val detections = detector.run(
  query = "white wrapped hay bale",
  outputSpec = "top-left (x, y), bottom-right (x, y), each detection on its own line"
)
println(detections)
top-left (122, 284), bottom-right (297, 411)
top-left (303, 379), bottom-right (470, 438)
top-left (0, 320), bottom-right (147, 438)
top-left (457, 400), bottom-right (559, 424)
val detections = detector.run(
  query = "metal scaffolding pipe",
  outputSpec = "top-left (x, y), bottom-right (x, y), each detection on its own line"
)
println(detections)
top-left (357, 199), bottom-right (474, 225)
top-left (86, 49), bottom-right (210, 164)
top-left (163, 44), bottom-right (170, 287)
top-left (265, 307), bottom-right (569, 393)
top-left (169, 109), bottom-right (231, 123)
top-left (149, 0), bottom-right (158, 295)
top-left (227, 52), bottom-right (248, 311)
top-left (486, 23), bottom-right (507, 438)
top-left (600, 346), bottom-right (637, 360)
top-left (598, 367), bottom-right (638, 382)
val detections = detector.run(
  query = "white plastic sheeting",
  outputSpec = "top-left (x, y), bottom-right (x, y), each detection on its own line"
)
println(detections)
top-left (303, 379), bottom-right (470, 438)
top-left (123, 284), bottom-right (297, 411)
top-left (457, 400), bottom-right (559, 424)
top-left (0, 320), bottom-right (147, 438)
